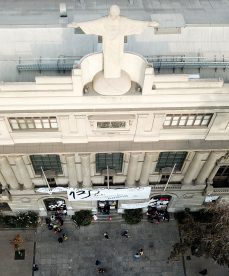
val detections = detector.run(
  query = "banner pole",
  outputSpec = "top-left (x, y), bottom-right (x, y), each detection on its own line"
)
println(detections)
top-left (163, 164), bottom-right (176, 192)
top-left (41, 166), bottom-right (52, 194)
top-left (107, 165), bottom-right (109, 189)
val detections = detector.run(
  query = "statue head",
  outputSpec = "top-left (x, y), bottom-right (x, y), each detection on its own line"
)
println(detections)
top-left (109, 5), bottom-right (120, 19)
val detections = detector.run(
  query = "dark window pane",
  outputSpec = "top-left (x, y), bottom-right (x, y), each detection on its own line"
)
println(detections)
top-left (96, 153), bottom-right (123, 173)
top-left (156, 152), bottom-right (187, 172)
top-left (30, 155), bottom-right (62, 174)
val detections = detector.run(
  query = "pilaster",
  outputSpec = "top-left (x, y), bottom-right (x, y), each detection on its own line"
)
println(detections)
top-left (0, 157), bottom-right (19, 190)
top-left (126, 153), bottom-right (139, 187)
top-left (139, 152), bottom-right (159, 186)
top-left (80, 154), bottom-right (92, 188)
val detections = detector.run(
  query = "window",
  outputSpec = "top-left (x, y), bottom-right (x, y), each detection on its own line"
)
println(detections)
top-left (0, 202), bottom-right (12, 211)
top-left (30, 155), bottom-right (62, 174)
top-left (156, 152), bottom-right (187, 172)
top-left (213, 166), bottom-right (229, 188)
top-left (163, 114), bottom-right (212, 127)
top-left (9, 117), bottom-right (58, 130)
top-left (97, 121), bottom-right (126, 129)
top-left (96, 153), bottom-right (123, 173)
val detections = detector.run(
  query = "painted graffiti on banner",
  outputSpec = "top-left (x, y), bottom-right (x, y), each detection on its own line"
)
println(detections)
top-left (67, 187), bottom-right (151, 201)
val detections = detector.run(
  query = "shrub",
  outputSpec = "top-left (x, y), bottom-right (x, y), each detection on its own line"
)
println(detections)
top-left (72, 210), bottom-right (92, 226)
top-left (123, 208), bottom-right (143, 224)
top-left (0, 211), bottom-right (39, 228)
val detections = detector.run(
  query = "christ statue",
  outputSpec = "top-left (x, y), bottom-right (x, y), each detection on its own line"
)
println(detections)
top-left (68, 5), bottom-right (159, 79)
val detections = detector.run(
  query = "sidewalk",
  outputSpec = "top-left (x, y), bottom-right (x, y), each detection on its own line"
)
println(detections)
top-left (0, 220), bottom-right (228, 276)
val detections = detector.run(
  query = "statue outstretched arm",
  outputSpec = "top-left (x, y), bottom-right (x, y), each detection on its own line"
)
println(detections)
top-left (148, 21), bottom-right (160, 28)
top-left (67, 19), bottom-right (104, 35)
top-left (67, 23), bottom-right (79, 28)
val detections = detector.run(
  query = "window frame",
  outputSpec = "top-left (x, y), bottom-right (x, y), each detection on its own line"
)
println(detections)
top-left (163, 113), bottom-right (213, 128)
top-left (8, 116), bottom-right (58, 131)
top-left (30, 155), bottom-right (63, 175)
top-left (155, 151), bottom-right (187, 172)
top-left (96, 153), bottom-right (124, 173)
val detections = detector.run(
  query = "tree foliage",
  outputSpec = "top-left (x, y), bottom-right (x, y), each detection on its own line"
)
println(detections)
top-left (123, 208), bottom-right (143, 224)
top-left (72, 210), bottom-right (92, 226)
top-left (0, 211), bottom-right (39, 228)
top-left (169, 202), bottom-right (229, 267)
top-left (10, 234), bottom-right (24, 251)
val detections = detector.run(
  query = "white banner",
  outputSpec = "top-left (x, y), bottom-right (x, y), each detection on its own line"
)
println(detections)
top-left (120, 202), bottom-right (149, 209)
top-left (67, 187), bottom-right (151, 201)
top-left (36, 187), bottom-right (68, 194)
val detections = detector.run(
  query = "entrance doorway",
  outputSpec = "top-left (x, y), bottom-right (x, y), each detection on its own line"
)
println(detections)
top-left (43, 198), bottom-right (66, 212)
top-left (0, 202), bottom-right (12, 211)
top-left (147, 195), bottom-right (172, 223)
top-left (98, 200), bottom-right (118, 214)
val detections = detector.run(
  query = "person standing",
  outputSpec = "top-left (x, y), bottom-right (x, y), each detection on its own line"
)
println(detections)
top-left (199, 269), bottom-right (207, 275)
top-left (103, 232), bottom-right (110, 239)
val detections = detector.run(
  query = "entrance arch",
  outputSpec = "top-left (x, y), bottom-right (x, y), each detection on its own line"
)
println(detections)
top-left (43, 198), bottom-right (66, 212)
top-left (148, 195), bottom-right (172, 211)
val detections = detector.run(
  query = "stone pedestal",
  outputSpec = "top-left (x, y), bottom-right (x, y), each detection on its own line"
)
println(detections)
top-left (93, 70), bottom-right (131, 95)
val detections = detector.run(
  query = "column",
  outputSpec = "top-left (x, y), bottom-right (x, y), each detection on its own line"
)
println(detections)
top-left (15, 156), bottom-right (33, 189)
top-left (182, 152), bottom-right (205, 185)
top-left (66, 155), bottom-right (79, 188)
top-left (207, 154), bottom-right (227, 185)
top-left (139, 152), bottom-right (159, 186)
top-left (195, 152), bottom-right (225, 185)
top-left (0, 171), bottom-right (7, 189)
top-left (126, 153), bottom-right (139, 187)
top-left (80, 154), bottom-right (92, 188)
top-left (0, 157), bottom-right (19, 190)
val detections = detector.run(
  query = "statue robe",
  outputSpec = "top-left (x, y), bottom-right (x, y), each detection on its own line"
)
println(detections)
top-left (76, 16), bottom-right (148, 78)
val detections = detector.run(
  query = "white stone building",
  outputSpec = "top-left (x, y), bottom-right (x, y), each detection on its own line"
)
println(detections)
top-left (0, 0), bottom-right (229, 215)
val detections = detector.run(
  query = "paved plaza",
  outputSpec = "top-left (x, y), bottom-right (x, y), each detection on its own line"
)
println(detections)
top-left (35, 220), bottom-right (184, 276)
top-left (0, 220), bottom-right (229, 276)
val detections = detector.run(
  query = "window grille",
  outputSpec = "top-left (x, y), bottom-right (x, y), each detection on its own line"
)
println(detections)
top-left (30, 155), bottom-right (62, 174)
top-left (156, 152), bottom-right (187, 172)
top-left (9, 117), bottom-right (58, 130)
top-left (163, 114), bottom-right (212, 127)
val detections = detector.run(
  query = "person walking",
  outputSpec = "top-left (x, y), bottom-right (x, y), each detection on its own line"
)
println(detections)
top-left (63, 233), bottom-right (68, 240)
top-left (139, 248), bottom-right (144, 256)
top-left (58, 237), bottom-right (63, 243)
top-left (97, 267), bottom-right (105, 273)
top-left (103, 232), bottom-right (110, 239)
top-left (199, 269), bottom-right (207, 275)
top-left (121, 230), bottom-right (129, 238)
top-left (95, 260), bottom-right (101, 266)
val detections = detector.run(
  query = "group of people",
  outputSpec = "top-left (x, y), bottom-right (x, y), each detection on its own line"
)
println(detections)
top-left (46, 209), bottom-right (68, 243)
top-left (98, 202), bottom-right (111, 215)
top-left (103, 230), bottom-right (130, 240)
top-left (147, 207), bottom-right (170, 224)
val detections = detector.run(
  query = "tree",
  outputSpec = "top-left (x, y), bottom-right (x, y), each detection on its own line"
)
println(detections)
top-left (169, 202), bottom-right (229, 267)
top-left (10, 234), bottom-right (24, 251)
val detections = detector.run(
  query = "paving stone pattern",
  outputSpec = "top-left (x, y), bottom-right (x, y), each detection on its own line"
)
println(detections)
top-left (35, 220), bottom-right (184, 276)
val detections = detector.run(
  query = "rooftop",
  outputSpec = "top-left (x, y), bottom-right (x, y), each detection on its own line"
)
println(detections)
top-left (0, 0), bottom-right (229, 26)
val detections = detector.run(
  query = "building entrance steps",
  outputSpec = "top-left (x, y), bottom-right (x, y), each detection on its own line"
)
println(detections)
top-left (95, 209), bottom-right (123, 222)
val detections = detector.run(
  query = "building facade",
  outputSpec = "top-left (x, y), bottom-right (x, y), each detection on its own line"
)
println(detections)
top-left (0, 0), bottom-right (229, 215)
